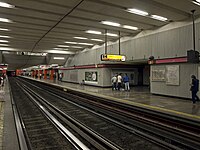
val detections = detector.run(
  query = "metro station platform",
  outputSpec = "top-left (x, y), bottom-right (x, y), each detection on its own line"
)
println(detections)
top-left (29, 77), bottom-right (200, 121)
top-left (0, 79), bottom-right (19, 150)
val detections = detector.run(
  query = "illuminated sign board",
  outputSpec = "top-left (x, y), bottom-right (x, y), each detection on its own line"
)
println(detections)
top-left (101, 54), bottom-right (126, 61)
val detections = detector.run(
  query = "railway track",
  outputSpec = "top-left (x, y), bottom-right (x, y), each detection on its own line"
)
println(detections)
top-left (10, 77), bottom-right (200, 150)
top-left (10, 78), bottom-right (84, 150)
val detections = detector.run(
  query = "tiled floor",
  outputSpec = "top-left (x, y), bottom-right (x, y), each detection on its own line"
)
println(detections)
top-left (37, 79), bottom-right (200, 117)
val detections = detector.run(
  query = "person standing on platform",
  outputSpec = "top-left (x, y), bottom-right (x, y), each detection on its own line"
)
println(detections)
top-left (111, 75), bottom-right (117, 90)
top-left (117, 73), bottom-right (122, 91)
top-left (190, 75), bottom-right (199, 104)
top-left (59, 73), bottom-right (62, 81)
top-left (123, 73), bottom-right (130, 91)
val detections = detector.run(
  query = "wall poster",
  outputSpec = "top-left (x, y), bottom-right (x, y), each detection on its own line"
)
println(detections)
top-left (166, 65), bottom-right (179, 85)
top-left (151, 70), bottom-right (165, 81)
top-left (85, 72), bottom-right (98, 82)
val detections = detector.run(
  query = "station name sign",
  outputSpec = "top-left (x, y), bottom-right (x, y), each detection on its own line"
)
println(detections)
top-left (101, 54), bottom-right (126, 61)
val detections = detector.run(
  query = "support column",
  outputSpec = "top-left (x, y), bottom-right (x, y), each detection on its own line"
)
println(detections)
top-left (50, 70), bottom-right (54, 80)
top-left (44, 70), bottom-right (47, 79)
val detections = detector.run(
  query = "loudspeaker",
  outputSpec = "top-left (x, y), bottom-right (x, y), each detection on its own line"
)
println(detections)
top-left (187, 50), bottom-right (199, 63)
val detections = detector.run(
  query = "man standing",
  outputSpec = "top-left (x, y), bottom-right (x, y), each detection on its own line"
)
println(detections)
top-left (111, 75), bottom-right (117, 90)
top-left (190, 75), bottom-right (199, 104)
top-left (123, 73), bottom-right (130, 91)
top-left (117, 73), bottom-right (122, 91)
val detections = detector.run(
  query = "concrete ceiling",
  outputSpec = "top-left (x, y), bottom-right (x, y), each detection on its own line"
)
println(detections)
top-left (0, 0), bottom-right (200, 70)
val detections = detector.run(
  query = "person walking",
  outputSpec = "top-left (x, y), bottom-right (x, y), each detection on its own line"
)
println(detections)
top-left (123, 73), bottom-right (130, 91)
top-left (190, 75), bottom-right (199, 104)
top-left (111, 75), bottom-right (117, 90)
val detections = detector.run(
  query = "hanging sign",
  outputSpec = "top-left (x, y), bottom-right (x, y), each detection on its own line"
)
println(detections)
top-left (101, 54), bottom-right (126, 61)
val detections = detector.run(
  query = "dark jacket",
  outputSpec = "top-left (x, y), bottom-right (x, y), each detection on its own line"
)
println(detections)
top-left (123, 75), bottom-right (129, 83)
top-left (191, 79), bottom-right (199, 92)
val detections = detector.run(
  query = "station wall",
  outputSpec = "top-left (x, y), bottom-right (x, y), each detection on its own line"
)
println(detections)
top-left (65, 18), bottom-right (200, 67)
top-left (60, 66), bottom-right (149, 87)
top-left (60, 68), bottom-right (111, 87)
top-left (151, 63), bottom-right (199, 99)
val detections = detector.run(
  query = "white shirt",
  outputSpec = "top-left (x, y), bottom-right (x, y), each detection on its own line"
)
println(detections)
top-left (117, 75), bottom-right (122, 83)
top-left (111, 76), bottom-right (117, 83)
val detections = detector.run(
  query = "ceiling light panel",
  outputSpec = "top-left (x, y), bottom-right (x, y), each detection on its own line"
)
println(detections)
top-left (123, 25), bottom-right (138, 30)
top-left (0, 35), bottom-right (11, 38)
top-left (0, 2), bottom-right (15, 8)
top-left (65, 41), bottom-right (77, 44)
top-left (0, 18), bottom-right (13, 23)
top-left (0, 47), bottom-right (15, 50)
top-left (78, 43), bottom-right (93, 46)
top-left (74, 37), bottom-right (88, 40)
top-left (0, 40), bottom-right (9, 43)
top-left (0, 28), bottom-right (10, 31)
top-left (57, 45), bottom-right (70, 47)
top-left (48, 50), bottom-right (75, 54)
top-left (53, 48), bottom-right (63, 50)
top-left (91, 39), bottom-right (103, 42)
top-left (53, 57), bottom-right (65, 60)
top-left (101, 21), bottom-right (121, 27)
top-left (127, 8), bottom-right (149, 16)
top-left (151, 15), bottom-right (168, 21)
top-left (86, 30), bottom-right (102, 35)
top-left (106, 33), bottom-right (118, 37)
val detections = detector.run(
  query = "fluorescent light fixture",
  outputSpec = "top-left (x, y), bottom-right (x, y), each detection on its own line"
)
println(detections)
top-left (91, 39), bottom-right (103, 42)
top-left (65, 41), bottom-right (77, 44)
top-left (78, 43), bottom-right (93, 46)
top-left (53, 48), bottom-right (63, 50)
top-left (47, 50), bottom-right (75, 54)
top-left (86, 30), bottom-right (102, 35)
top-left (0, 2), bottom-right (15, 8)
top-left (193, 0), bottom-right (200, 6)
top-left (53, 57), bottom-right (65, 60)
top-left (123, 25), bottom-right (138, 30)
top-left (71, 46), bottom-right (83, 48)
top-left (74, 37), bottom-right (88, 40)
top-left (0, 47), bottom-right (15, 50)
top-left (101, 21), bottom-right (121, 27)
top-left (57, 45), bottom-right (70, 47)
top-left (0, 35), bottom-right (11, 38)
top-left (106, 33), bottom-right (118, 37)
top-left (127, 8), bottom-right (149, 16)
top-left (0, 18), bottom-right (13, 23)
top-left (0, 40), bottom-right (9, 43)
top-left (151, 15), bottom-right (168, 21)
top-left (53, 47), bottom-right (68, 50)
top-left (0, 44), bottom-right (9, 46)
top-left (0, 28), bottom-right (10, 31)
